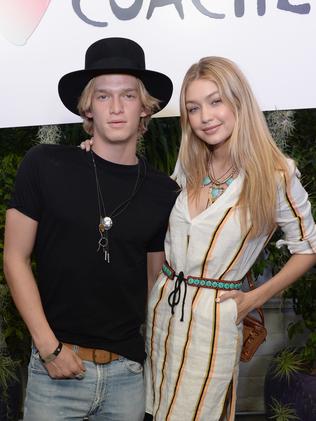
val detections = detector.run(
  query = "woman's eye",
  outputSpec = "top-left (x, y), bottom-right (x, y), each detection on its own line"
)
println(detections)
top-left (188, 106), bottom-right (198, 113)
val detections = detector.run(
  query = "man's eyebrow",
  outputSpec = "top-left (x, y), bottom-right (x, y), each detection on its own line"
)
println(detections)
top-left (94, 87), bottom-right (138, 93)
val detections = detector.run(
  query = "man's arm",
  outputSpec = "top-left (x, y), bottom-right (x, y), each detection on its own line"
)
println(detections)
top-left (147, 251), bottom-right (165, 295)
top-left (4, 209), bottom-right (85, 378)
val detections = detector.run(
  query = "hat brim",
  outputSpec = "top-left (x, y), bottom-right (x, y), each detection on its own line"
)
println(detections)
top-left (58, 68), bottom-right (173, 116)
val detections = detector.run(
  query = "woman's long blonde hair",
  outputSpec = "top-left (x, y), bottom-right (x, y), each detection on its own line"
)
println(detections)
top-left (78, 76), bottom-right (160, 137)
top-left (178, 56), bottom-right (289, 237)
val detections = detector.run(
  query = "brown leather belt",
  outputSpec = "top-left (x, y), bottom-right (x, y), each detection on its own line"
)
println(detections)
top-left (63, 343), bottom-right (119, 364)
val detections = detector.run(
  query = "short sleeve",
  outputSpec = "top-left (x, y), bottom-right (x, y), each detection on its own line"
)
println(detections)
top-left (9, 146), bottom-right (43, 221)
top-left (275, 160), bottom-right (316, 254)
top-left (147, 219), bottom-right (168, 253)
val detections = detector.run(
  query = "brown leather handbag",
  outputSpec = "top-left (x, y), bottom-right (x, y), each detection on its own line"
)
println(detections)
top-left (240, 273), bottom-right (267, 362)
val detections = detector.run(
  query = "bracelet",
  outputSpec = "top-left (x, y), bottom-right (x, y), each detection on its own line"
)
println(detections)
top-left (39, 342), bottom-right (63, 364)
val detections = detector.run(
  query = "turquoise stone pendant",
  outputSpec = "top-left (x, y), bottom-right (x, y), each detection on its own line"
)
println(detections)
top-left (210, 187), bottom-right (223, 199)
top-left (202, 171), bottom-right (237, 204)
top-left (202, 176), bottom-right (211, 186)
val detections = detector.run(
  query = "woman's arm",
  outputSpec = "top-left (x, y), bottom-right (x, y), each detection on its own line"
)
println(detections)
top-left (220, 164), bottom-right (316, 323)
top-left (219, 253), bottom-right (316, 324)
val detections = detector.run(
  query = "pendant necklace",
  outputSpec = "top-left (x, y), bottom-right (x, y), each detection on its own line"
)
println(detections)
top-left (90, 150), bottom-right (145, 263)
top-left (202, 158), bottom-right (238, 204)
top-left (202, 170), bottom-right (236, 202)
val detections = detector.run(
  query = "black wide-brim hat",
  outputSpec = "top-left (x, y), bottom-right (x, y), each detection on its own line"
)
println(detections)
top-left (58, 37), bottom-right (173, 116)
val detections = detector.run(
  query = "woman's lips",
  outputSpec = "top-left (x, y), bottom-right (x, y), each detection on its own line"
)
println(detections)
top-left (203, 123), bottom-right (221, 134)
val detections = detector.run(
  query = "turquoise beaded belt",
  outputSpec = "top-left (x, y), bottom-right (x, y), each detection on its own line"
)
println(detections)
top-left (162, 262), bottom-right (243, 291)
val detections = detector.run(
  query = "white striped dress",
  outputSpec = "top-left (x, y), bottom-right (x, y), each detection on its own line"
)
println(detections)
top-left (145, 161), bottom-right (316, 421)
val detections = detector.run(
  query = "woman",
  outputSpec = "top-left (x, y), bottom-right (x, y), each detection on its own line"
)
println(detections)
top-left (144, 57), bottom-right (316, 420)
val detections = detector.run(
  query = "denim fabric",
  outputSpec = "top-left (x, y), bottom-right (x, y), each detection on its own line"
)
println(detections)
top-left (23, 347), bottom-right (144, 420)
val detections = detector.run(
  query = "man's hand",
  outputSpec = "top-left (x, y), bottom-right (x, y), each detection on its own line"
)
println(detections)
top-left (41, 344), bottom-right (86, 379)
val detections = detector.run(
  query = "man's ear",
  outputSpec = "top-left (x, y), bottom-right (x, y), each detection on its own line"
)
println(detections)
top-left (85, 109), bottom-right (93, 119)
top-left (140, 108), bottom-right (149, 118)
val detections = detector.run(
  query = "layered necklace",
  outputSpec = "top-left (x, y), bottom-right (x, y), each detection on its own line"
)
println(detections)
top-left (202, 158), bottom-right (238, 204)
top-left (90, 150), bottom-right (145, 262)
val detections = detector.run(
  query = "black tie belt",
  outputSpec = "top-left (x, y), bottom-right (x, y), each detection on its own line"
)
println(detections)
top-left (162, 261), bottom-right (243, 322)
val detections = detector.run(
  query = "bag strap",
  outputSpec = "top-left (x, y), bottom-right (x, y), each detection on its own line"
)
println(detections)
top-left (246, 271), bottom-right (265, 325)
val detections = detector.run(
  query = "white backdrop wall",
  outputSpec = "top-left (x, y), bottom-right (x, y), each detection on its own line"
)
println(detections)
top-left (0, 0), bottom-right (315, 128)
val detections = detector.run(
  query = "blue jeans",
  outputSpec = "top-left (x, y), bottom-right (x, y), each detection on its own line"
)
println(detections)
top-left (23, 347), bottom-right (145, 420)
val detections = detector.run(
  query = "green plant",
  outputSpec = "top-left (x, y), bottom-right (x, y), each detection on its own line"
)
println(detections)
top-left (269, 398), bottom-right (299, 421)
top-left (0, 155), bottom-right (22, 289)
top-left (0, 154), bottom-right (31, 405)
top-left (145, 117), bottom-right (180, 174)
top-left (284, 271), bottom-right (316, 371)
top-left (272, 348), bottom-right (304, 382)
top-left (0, 283), bottom-right (30, 365)
top-left (0, 350), bottom-right (19, 401)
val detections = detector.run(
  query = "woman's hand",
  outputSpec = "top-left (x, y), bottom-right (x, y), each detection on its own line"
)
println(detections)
top-left (79, 138), bottom-right (94, 152)
top-left (217, 290), bottom-right (256, 324)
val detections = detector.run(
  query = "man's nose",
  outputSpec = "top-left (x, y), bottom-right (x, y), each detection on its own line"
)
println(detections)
top-left (110, 96), bottom-right (123, 114)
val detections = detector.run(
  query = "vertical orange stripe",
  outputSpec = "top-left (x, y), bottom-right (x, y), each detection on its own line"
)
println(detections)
top-left (219, 228), bottom-right (252, 279)
top-left (165, 289), bottom-right (203, 420)
top-left (202, 208), bottom-right (234, 277)
top-left (228, 371), bottom-right (238, 421)
top-left (194, 290), bottom-right (221, 420)
top-left (284, 172), bottom-right (306, 240)
top-left (149, 277), bottom-right (170, 410)
top-left (154, 313), bottom-right (174, 418)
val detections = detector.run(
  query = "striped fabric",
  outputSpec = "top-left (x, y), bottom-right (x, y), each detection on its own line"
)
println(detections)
top-left (145, 160), bottom-right (316, 421)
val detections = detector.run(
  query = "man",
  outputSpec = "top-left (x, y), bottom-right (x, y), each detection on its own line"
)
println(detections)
top-left (4, 37), bottom-right (178, 420)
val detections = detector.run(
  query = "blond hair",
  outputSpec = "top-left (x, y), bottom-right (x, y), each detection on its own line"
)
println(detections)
top-left (178, 56), bottom-right (289, 237)
top-left (77, 76), bottom-right (160, 137)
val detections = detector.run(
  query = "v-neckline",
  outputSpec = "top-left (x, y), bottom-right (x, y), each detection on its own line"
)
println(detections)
top-left (185, 172), bottom-right (241, 222)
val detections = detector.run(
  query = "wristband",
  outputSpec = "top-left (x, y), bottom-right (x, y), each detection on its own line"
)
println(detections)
top-left (39, 342), bottom-right (63, 364)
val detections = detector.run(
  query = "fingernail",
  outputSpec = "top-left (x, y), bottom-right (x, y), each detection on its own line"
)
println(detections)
top-left (215, 298), bottom-right (220, 303)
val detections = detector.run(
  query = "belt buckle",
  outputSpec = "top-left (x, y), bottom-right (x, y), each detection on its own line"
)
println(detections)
top-left (93, 349), bottom-right (111, 364)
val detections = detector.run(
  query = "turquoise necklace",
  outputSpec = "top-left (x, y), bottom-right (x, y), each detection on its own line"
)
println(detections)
top-left (202, 167), bottom-right (237, 203)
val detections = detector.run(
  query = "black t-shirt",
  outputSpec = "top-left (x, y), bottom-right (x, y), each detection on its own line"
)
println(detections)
top-left (9, 144), bottom-right (178, 363)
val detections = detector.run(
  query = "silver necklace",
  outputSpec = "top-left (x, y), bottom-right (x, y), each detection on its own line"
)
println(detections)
top-left (90, 150), bottom-right (144, 262)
